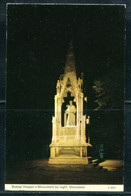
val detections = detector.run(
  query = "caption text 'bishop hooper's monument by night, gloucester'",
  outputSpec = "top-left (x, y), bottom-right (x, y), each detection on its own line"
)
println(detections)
top-left (49, 42), bottom-right (92, 165)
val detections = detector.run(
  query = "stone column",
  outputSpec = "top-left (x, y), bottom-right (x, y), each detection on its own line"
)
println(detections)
top-left (55, 95), bottom-right (58, 118)
top-left (81, 115), bottom-right (86, 143)
top-left (55, 95), bottom-right (58, 139)
top-left (76, 96), bottom-right (79, 139)
top-left (76, 94), bottom-right (80, 140)
top-left (52, 117), bottom-right (54, 141)
top-left (57, 97), bottom-right (61, 137)
top-left (80, 93), bottom-right (83, 141)
top-left (80, 93), bottom-right (83, 116)
top-left (52, 117), bottom-right (56, 142)
top-left (64, 112), bottom-right (66, 126)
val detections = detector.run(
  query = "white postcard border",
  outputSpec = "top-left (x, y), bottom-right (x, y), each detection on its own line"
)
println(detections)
top-left (5, 184), bottom-right (124, 192)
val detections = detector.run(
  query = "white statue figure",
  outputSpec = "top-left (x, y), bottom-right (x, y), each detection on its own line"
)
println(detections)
top-left (66, 101), bottom-right (76, 126)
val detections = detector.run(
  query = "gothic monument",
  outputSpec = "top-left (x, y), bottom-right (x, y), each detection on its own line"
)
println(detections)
top-left (49, 42), bottom-right (91, 164)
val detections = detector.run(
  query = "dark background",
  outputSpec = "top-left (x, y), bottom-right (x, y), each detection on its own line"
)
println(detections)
top-left (6, 5), bottom-right (125, 162)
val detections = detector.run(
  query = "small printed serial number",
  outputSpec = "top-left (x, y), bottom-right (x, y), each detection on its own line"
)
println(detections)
top-left (108, 186), bottom-right (116, 189)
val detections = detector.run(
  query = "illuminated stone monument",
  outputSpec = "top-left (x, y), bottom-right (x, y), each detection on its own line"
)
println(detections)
top-left (49, 42), bottom-right (91, 164)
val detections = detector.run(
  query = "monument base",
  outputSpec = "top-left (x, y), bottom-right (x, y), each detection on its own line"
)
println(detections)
top-left (48, 155), bottom-right (88, 165)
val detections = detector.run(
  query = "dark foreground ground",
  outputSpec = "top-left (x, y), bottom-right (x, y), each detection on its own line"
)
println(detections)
top-left (6, 159), bottom-right (123, 184)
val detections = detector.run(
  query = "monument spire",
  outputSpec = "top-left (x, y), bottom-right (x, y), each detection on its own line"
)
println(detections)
top-left (65, 41), bottom-right (76, 74)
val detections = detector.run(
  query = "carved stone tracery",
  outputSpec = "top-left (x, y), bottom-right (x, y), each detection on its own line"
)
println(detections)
top-left (49, 42), bottom-right (91, 164)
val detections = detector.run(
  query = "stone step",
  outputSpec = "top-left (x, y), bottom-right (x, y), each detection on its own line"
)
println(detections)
top-left (49, 158), bottom-right (89, 165)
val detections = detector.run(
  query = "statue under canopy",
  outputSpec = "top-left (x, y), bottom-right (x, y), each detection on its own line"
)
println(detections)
top-left (65, 101), bottom-right (76, 126)
top-left (49, 42), bottom-right (91, 165)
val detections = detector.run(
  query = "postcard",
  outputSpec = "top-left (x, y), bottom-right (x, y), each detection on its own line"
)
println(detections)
top-left (5, 3), bottom-right (125, 192)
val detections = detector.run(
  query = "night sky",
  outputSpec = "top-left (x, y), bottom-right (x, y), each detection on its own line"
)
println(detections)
top-left (6, 5), bottom-right (125, 162)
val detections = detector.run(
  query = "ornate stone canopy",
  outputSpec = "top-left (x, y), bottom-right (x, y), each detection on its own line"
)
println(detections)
top-left (49, 42), bottom-right (91, 165)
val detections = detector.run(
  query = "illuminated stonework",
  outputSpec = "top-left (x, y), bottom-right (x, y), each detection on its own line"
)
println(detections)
top-left (49, 42), bottom-right (91, 164)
